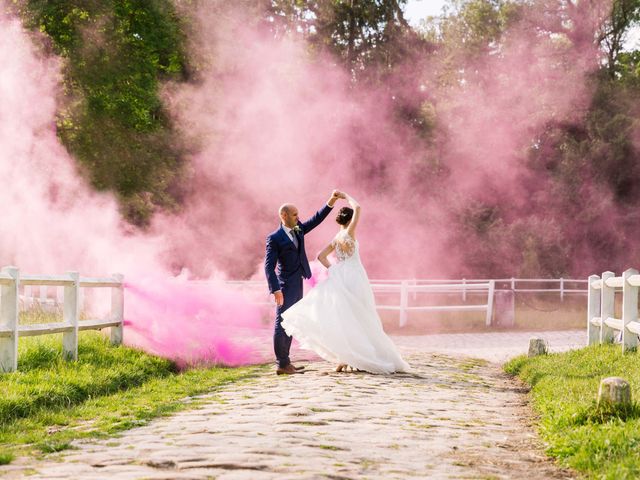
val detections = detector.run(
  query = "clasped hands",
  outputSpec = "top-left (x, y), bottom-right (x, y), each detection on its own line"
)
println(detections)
top-left (328, 189), bottom-right (346, 207)
top-left (331, 189), bottom-right (346, 200)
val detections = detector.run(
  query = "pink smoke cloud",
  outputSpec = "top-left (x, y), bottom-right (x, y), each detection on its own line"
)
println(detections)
top-left (123, 277), bottom-right (268, 367)
top-left (0, 0), bottom-right (625, 365)
top-left (158, 5), bottom-right (447, 280)
top-left (0, 7), bottom-right (268, 366)
top-left (158, 0), bottom-right (617, 280)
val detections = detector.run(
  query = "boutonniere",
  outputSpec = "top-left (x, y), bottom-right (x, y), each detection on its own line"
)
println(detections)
top-left (292, 225), bottom-right (302, 235)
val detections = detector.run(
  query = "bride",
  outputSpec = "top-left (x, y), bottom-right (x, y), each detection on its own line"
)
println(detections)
top-left (281, 193), bottom-right (410, 374)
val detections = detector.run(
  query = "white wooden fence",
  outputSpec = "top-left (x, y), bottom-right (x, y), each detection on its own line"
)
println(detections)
top-left (224, 277), bottom-right (586, 327)
top-left (587, 268), bottom-right (640, 352)
top-left (371, 280), bottom-right (495, 327)
top-left (0, 266), bottom-right (124, 373)
top-left (19, 285), bottom-right (84, 311)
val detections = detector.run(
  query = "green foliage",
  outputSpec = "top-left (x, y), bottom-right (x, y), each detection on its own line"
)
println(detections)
top-left (616, 50), bottom-right (640, 83)
top-left (36, 440), bottom-right (73, 453)
top-left (506, 345), bottom-right (640, 478)
top-left (16, 0), bottom-right (188, 225)
top-left (268, 0), bottom-right (430, 79)
top-left (600, 0), bottom-right (640, 77)
top-left (6, 0), bottom-right (640, 276)
top-left (0, 332), bottom-right (258, 462)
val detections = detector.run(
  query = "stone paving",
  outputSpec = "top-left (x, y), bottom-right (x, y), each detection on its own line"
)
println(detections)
top-left (1, 330), bottom-right (584, 480)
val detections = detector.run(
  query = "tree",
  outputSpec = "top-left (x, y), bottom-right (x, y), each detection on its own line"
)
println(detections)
top-left (598, 0), bottom-right (640, 77)
top-left (265, 0), bottom-right (427, 80)
top-left (14, 0), bottom-right (189, 226)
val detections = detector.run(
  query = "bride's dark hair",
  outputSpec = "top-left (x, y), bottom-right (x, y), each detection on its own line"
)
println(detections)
top-left (336, 207), bottom-right (354, 225)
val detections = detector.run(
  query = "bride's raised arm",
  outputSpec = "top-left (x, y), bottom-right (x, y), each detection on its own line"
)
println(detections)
top-left (345, 194), bottom-right (361, 239)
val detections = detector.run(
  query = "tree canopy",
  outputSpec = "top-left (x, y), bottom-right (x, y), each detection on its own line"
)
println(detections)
top-left (12, 0), bottom-right (640, 276)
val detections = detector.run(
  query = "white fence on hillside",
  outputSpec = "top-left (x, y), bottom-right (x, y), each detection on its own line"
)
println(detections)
top-left (225, 277), bottom-right (587, 327)
top-left (0, 266), bottom-right (124, 373)
top-left (587, 269), bottom-right (640, 352)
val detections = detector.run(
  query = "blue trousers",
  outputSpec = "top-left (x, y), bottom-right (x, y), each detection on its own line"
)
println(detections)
top-left (274, 276), bottom-right (303, 368)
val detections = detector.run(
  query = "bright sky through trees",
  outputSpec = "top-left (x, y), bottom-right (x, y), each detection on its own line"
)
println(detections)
top-left (404, 0), bottom-right (448, 26)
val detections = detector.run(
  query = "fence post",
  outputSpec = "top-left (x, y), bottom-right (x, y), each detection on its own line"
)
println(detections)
top-left (79, 287), bottom-right (85, 314)
top-left (63, 271), bottom-right (79, 361)
top-left (39, 284), bottom-right (46, 306)
top-left (587, 274), bottom-right (601, 345)
top-left (462, 278), bottom-right (467, 303)
top-left (494, 289), bottom-right (515, 327)
top-left (110, 273), bottom-right (124, 345)
top-left (600, 271), bottom-right (616, 343)
top-left (399, 280), bottom-right (408, 328)
top-left (0, 267), bottom-right (19, 373)
top-left (485, 280), bottom-right (495, 326)
top-left (622, 268), bottom-right (638, 353)
top-left (510, 277), bottom-right (515, 291)
top-left (560, 277), bottom-right (564, 302)
top-left (23, 285), bottom-right (31, 309)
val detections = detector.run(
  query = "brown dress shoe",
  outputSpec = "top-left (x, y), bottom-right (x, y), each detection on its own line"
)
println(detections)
top-left (291, 364), bottom-right (305, 370)
top-left (276, 364), bottom-right (303, 375)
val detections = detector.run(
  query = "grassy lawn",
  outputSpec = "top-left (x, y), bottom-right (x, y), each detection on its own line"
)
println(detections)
top-left (505, 344), bottom-right (640, 479)
top-left (0, 329), bottom-right (261, 463)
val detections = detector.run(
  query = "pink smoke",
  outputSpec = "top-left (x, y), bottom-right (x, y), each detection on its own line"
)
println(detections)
top-left (158, 0), bottom-right (617, 280)
top-left (304, 260), bottom-right (330, 289)
top-left (0, 7), bottom-right (268, 366)
top-left (0, 0), bottom-right (623, 365)
top-left (157, 5), bottom-right (444, 279)
top-left (123, 277), bottom-right (268, 367)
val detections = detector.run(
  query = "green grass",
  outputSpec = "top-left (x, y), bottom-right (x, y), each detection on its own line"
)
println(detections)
top-left (0, 452), bottom-right (13, 465)
top-left (505, 344), bottom-right (640, 479)
top-left (0, 331), bottom-right (260, 463)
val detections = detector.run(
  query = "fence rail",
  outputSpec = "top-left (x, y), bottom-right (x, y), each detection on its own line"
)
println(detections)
top-left (372, 281), bottom-right (495, 327)
top-left (587, 268), bottom-right (640, 352)
top-left (0, 266), bottom-right (124, 373)
top-left (223, 277), bottom-right (586, 327)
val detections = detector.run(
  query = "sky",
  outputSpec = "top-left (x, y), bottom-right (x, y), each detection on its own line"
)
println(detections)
top-left (404, 0), bottom-right (449, 26)
top-left (403, 0), bottom-right (640, 49)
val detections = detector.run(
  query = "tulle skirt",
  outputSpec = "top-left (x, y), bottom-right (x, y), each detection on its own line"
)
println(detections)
top-left (281, 255), bottom-right (410, 374)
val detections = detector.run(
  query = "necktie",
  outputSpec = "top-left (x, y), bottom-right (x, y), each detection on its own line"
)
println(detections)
top-left (291, 230), bottom-right (298, 249)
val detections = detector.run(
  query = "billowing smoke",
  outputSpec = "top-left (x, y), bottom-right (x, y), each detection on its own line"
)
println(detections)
top-left (0, 0), bottom-right (622, 364)
top-left (159, 0), bottom-right (617, 279)
top-left (0, 7), bottom-right (267, 366)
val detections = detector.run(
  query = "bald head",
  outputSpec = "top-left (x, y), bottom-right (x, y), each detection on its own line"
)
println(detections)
top-left (279, 203), bottom-right (299, 228)
top-left (279, 203), bottom-right (295, 216)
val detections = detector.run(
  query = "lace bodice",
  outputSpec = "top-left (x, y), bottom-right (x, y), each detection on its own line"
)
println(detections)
top-left (332, 230), bottom-right (357, 262)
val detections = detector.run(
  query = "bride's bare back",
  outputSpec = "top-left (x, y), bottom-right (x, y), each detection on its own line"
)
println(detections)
top-left (317, 194), bottom-right (361, 268)
top-left (333, 230), bottom-right (357, 262)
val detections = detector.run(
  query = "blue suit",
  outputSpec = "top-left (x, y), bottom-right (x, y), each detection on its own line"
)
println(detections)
top-left (264, 203), bottom-right (333, 367)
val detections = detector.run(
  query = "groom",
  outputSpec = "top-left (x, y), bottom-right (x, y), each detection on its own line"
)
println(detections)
top-left (265, 190), bottom-right (344, 375)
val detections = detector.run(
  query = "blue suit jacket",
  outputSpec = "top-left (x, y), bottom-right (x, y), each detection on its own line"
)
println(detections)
top-left (264, 204), bottom-right (333, 294)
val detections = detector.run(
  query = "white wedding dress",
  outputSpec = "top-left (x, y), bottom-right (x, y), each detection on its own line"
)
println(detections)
top-left (281, 230), bottom-right (411, 374)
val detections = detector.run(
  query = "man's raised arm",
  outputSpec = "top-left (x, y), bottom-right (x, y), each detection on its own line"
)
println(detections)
top-left (300, 190), bottom-right (344, 233)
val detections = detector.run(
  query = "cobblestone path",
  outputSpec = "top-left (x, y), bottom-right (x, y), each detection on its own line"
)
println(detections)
top-left (1, 331), bottom-right (582, 480)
